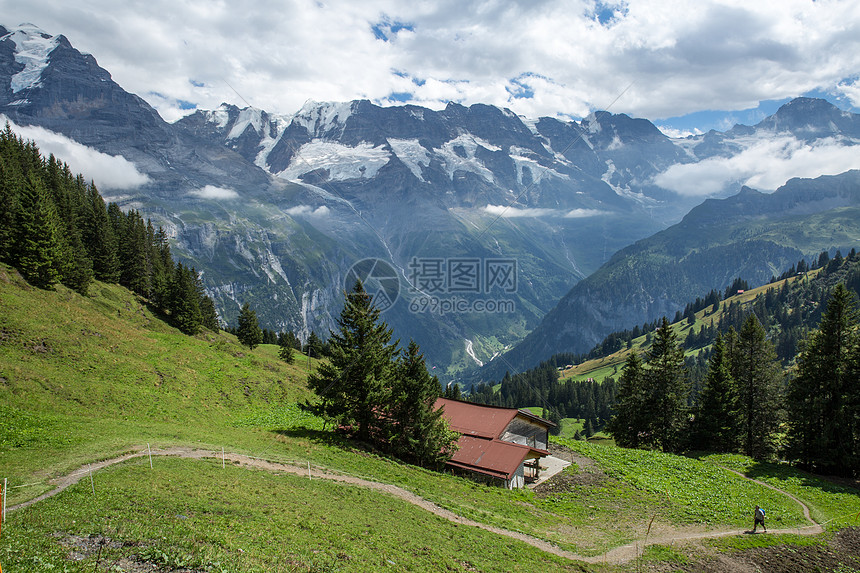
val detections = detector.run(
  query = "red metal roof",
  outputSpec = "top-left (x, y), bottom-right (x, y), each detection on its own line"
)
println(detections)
top-left (435, 397), bottom-right (518, 438)
top-left (434, 397), bottom-right (555, 438)
top-left (446, 435), bottom-right (548, 480)
top-left (435, 398), bottom-right (552, 481)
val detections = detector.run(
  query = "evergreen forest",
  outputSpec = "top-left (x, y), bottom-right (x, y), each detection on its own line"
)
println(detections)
top-left (0, 126), bottom-right (219, 336)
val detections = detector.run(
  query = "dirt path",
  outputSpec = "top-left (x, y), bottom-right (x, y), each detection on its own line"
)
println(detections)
top-left (6, 447), bottom-right (825, 566)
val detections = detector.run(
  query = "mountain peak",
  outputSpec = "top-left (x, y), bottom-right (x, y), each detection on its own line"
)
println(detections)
top-left (293, 100), bottom-right (355, 136)
top-left (775, 97), bottom-right (838, 116)
top-left (753, 96), bottom-right (856, 137)
top-left (2, 23), bottom-right (59, 94)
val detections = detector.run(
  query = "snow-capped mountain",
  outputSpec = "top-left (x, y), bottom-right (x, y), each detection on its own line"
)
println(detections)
top-left (3, 23), bottom-right (860, 375)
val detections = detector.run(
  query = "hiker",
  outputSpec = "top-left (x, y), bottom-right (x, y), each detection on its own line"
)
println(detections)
top-left (753, 505), bottom-right (766, 532)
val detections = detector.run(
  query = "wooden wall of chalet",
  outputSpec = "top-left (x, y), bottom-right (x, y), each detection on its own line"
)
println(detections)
top-left (501, 416), bottom-right (548, 450)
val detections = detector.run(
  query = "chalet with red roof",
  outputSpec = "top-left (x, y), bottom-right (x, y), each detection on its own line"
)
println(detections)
top-left (435, 397), bottom-right (555, 489)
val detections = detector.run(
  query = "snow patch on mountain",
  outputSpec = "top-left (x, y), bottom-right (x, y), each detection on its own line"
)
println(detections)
top-left (277, 140), bottom-right (390, 181)
top-left (387, 138), bottom-right (430, 182)
top-left (254, 114), bottom-right (292, 170)
top-left (293, 101), bottom-right (354, 136)
top-left (519, 117), bottom-right (542, 137)
top-left (227, 107), bottom-right (265, 139)
top-left (583, 113), bottom-right (602, 134)
top-left (434, 134), bottom-right (499, 182)
top-left (4, 24), bottom-right (59, 93)
top-left (668, 136), bottom-right (700, 160)
top-left (509, 146), bottom-right (569, 185)
top-left (606, 135), bottom-right (624, 150)
top-left (206, 105), bottom-right (231, 129)
top-left (602, 160), bottom-right (649, 203)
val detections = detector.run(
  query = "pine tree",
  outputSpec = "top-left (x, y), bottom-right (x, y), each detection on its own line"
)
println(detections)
top-left (15, 172), bottom-right (62, 289)
top-left (169, 262), bottom-right (203, 335)
top-left (0, 139), bottom-right (24, 263)
top-left (307, 281), bottom-right (398, 442)
top-left (236, 302), bottom-right (263, 350)
top-left (387, 340), bottom-right (458, 466)
top-left (278, 330), bottom-right (302, 350)
top-left (199, 293), bottom-right (220, 331)
top-left (692, 333), bottom-right (740, 452)
top-left (82, 184), bottom-right (120, 282)
top-left (646, 317), bottom-right (691, 453)
top-left (278, 335), bottom-right (295, 363)
top-left (584, 417), bottom-right (595, 438)
top-left (788, 284), bottom-right (859, 475)
top-left (731, 315), bottom-right (783, 460)
top-left (306, 330), bottom-right (323, 358)
top-left (606, 351), bottom-right (647, 448)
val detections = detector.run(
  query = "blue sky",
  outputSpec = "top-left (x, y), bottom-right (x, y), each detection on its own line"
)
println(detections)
top-left (2, 0), bottom-right (859, 132)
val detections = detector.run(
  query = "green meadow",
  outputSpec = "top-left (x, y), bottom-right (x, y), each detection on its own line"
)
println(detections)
top-left (1, 264), bottom-right (858, 571)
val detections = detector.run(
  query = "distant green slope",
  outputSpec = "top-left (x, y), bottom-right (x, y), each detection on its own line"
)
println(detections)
top-left (481, 170), bottom-right (860, 380)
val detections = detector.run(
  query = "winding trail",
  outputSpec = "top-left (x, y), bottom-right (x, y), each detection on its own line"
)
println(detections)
top-left (7, 448), bottom-right (824, 565)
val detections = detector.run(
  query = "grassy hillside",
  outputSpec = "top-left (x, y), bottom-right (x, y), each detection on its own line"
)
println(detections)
top-left (558, 268), bottom-right (818, 383)
top-left (1, 264), bottom-right (859, 571)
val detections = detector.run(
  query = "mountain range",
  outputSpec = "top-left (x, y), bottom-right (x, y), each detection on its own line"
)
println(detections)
top-left (2, 23), bottom-right (860, 377)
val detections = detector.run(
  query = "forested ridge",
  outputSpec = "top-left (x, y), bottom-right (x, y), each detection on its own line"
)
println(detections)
top-left (0, 126), bottom-right (218, 335)
top-left (472, 251), bottom-right (860, 476)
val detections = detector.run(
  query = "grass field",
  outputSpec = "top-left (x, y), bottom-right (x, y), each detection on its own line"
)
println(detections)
top-left (1, 264), bottom-right (857, 571)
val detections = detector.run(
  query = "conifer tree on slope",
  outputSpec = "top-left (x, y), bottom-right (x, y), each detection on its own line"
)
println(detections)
top-left (388, 340), bottom-right (458, 466)
top-left (692, 333), bottom-right (740, 452)
top-left (236, 302), bottom-right (263, 350)
top-left (308, 281), bottom-right (398, 442)
top-left (731, 315), bottom-right (783, 460)
top-left (646, 317), bottom-right (690, 453)
top-left (606, 351), bottom-right (647, 448)
top-left (15, 172), bottom-right (62, 289)
top-left (277, 332), bottom-right (295, 364)
top-left (169, 262), bottom-right (203, 335)
top-left (82, 184), bottom-right (120, 282)
top-left (788, 284), bottom-right (859, 475)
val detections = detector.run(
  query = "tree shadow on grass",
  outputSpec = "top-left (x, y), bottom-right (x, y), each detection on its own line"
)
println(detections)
top-left (275, 427), bottom-right (346, 446)
top-left (689, 452), bottom-right (859, 495)
top-left (273, 427), bottom-right (407, 468)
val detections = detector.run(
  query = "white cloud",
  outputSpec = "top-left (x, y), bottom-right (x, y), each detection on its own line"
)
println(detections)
top-left (285, 205), bottom-right (330, 217)
top-left (483, 204), bottom-right (559, 218)
top-left (837, 78), bottom-right (860, 108)
top-left (564, 208), bottom-right (606, 218)
top-left (188, 185), bottom-right (239, 200)
top-left (2, 116), bottom-right (150, 189)
top-left (483, 204), bottom-right (605, 218)
top-left (657, 126), bottom-right (704, 139)
top-left (4, 1), bottom-right (859, 124)
top-left (653, 134), bottom-right (860, 196)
